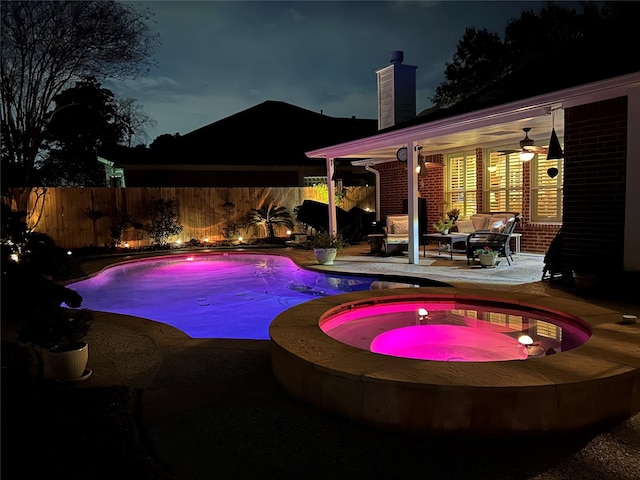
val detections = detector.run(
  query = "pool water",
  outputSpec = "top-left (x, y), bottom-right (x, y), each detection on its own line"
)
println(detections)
top-left (67, 253), bottom-right (419, 339)
top-left (320, 300), bottom-right (591, 361)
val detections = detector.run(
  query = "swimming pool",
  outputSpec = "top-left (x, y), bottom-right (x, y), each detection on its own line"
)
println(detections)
top-left (67, 253), bottom-right (430, 339)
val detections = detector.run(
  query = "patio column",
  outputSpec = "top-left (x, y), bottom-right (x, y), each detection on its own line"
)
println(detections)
top-left (325, 156), bottom-right (337, 235)
top-left (407, 143), bottom-right (420, 264)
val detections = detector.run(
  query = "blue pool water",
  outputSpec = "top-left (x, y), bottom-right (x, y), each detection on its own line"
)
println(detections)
top-left (67, 253), bottom-right (421, 340)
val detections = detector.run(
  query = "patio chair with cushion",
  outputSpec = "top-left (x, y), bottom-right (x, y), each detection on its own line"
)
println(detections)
top-left (466, 214), bottom-right (521, 265)
top-left (383, 215), bottom-right (410, 255)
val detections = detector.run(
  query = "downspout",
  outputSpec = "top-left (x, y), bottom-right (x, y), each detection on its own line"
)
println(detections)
top-left (364, 163), bottom-right (381, 222)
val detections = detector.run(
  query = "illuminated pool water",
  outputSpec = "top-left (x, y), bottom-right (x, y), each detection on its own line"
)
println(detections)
top-left (67, 253), bottom-right (428, 339)
top-left (320, 299), bottom-right (591, 362)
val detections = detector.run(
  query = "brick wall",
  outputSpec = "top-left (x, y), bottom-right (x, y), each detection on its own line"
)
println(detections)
top-left (374, 97), bottom-right (628, 260)
top-left (378, 161), bottom-right (409, 217)
top-left (561, 96), bottom-right (628, 277)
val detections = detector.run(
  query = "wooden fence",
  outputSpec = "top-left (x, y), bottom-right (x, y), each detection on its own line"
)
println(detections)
top-left (11, 186), bottom-right (375, 249)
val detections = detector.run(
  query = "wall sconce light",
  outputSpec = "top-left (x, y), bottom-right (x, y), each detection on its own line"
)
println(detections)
top-left (418, 156), bottom-right (427, 176)
top-left (418, 155), bottom-right (442, 175)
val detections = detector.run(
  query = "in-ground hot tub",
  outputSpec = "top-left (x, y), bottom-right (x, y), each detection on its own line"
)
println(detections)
top-left (269, 287), bottom-right (640, 434)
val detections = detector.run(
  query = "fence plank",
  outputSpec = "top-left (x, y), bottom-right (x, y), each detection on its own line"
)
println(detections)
top-left (19, 186), bottom-right (375, 248)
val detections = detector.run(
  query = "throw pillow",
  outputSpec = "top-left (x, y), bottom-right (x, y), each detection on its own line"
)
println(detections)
top-left (471, 214), bottom-right (491, 231)
top-left (394, 218), bottom-right (409, 234)
top-left (456, 220), bottom-right (475, 233)
top-left (491, 220), bottom-right (506, 233)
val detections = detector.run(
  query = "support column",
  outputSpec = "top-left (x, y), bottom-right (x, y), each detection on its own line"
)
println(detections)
top-left (325, 157), bottom-right (337, 235)
top-left (407, 143), bottom-right (420, 264)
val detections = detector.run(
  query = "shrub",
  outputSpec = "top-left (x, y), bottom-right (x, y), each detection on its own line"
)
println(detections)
top-left (148, 199), bottom-right (184, 245)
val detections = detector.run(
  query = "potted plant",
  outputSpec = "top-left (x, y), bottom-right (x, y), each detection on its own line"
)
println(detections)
top-left (310, 230), bottom-right (347, 265)
top-left (474, 246), bottom-right (499, 267)
top-left (446, 208), bottom-right (461, 222)
top-left (3, 254), bottom-right (93, 381)
top-left (1, 206), bottom-right (92, 381)
top-left (433, 218), bottom-right (454, 234)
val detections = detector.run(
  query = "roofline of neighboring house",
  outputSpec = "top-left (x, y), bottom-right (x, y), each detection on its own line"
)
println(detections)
top-left (305, 71), bottom-right (640, 160)
top-left (110, 164), bottom-right (317, 172)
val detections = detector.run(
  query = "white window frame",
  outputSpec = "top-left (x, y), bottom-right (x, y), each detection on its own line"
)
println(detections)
top-left (484, 149), bottom-right (524, 214)
top-left (530, 153), bottom-right (563, 223)
top-left (445, 152), bottom-right (477, 218)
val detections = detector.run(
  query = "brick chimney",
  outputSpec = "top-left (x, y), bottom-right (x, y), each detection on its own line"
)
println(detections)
top-left (376, 50), bottom-right (417, 130)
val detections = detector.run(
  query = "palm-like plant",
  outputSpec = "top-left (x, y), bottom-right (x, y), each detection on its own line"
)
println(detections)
top-left (244, 204), bottom-right (294, 239)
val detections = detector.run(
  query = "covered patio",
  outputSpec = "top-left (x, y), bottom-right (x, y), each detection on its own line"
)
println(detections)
top-left (306, 72), bottom-right (640, 281)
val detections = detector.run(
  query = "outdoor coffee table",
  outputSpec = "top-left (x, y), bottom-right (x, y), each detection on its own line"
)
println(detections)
top-left (423, 233), bottom-right (470, 260)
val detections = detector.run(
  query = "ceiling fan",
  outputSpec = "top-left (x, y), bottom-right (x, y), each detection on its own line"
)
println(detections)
top-left (498, 128), bottom-right (548, 158)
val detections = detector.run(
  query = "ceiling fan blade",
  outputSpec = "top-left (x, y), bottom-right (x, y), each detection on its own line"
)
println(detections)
top-left (523, 145), bottom-right (548, 154)
top-left (497, 149), bottom-right (519, 155)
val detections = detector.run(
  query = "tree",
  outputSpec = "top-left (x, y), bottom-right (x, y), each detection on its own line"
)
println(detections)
top-left (115, 97), bottom-right (157, 148)
top-left (431, 27), bottom-right (507, 108)
top-left (38, 77), bottom-right (126, 187)
top-left (430, 2), bottom-right (635, 108)
top-left (1, 0), bottom-right (158, 211)
top-left (244, 204), bottom-right (294, 239)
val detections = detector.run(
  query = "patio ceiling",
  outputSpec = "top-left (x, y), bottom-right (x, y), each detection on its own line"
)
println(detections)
top-left (305, 72), bottom-right (640, 164)
top-left (343, 113), bottom-right (560, 163)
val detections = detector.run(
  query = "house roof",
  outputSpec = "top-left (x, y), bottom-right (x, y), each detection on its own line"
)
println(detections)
top-left (121, 100), bottom-right (377, 167)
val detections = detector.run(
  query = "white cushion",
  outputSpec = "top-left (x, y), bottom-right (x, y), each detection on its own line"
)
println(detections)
top-left (386, 234), bottom-right (409, 244)
top-left (386, 215), bottom-right (408, 234)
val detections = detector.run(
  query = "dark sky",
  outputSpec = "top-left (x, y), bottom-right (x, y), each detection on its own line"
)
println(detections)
top-left (109, 1), bottom-right (563, 143)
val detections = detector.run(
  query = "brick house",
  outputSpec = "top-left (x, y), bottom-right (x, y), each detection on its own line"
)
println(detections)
top-left (307, 51), bottom-right (640, 285)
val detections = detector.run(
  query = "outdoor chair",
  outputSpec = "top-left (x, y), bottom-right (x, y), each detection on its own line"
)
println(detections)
top-left (383, 215), bottom-right (409, 255)
top-left (466, 214), bottom-right (521, 265)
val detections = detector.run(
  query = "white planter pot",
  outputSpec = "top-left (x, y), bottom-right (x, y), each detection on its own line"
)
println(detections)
top-left (42, 342), bottom-right (90, 382)
top-left (478, 253), bottom-right (498, 267)
top-left (314, 248), bottom-right (337, 265)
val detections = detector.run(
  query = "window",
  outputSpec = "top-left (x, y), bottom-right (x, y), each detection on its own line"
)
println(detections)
top-left (445, 152), bottom-right (476, 218)
top-left (531, 153), bottom-right (563, 222)
top-left (303, 176), bottom-right (326, 186)
top-left (485, 150), bottom-right (523, 213)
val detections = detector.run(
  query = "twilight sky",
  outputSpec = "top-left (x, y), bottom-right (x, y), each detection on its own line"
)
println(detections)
top-left (108, 1), bottom-right (558, 144)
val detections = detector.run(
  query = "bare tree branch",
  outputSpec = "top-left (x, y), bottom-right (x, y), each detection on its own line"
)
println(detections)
top-left (1, 0), bottom-right (158, 209)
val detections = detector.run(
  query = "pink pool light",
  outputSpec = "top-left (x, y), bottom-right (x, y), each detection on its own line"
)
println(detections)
top-left (370, 325), bottom-right (528, 361)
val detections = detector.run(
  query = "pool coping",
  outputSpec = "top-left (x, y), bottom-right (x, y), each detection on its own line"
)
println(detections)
top-left (269, 287), bottom-right (640, 434)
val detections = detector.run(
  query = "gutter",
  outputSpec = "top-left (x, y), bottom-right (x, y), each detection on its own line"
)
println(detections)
top-left (364, 162), bottom-right (380, 221)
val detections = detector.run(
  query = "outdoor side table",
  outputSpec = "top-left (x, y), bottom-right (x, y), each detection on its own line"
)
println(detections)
top-left (423, 233), bottom-right (470, 260)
